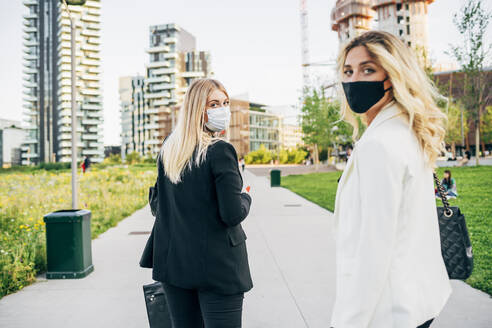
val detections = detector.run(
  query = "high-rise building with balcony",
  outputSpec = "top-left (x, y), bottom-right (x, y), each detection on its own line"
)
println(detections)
top-left (371, 0), bottom-right (434, 52)
top-left (331, 0), bottom-right (435, 55)
top-left (21, 0), bottom-right (103, 165)
top-left (119, 76), bottom-right (149, 159)
top-left (331, 0), bottom-right (375, 44)
top-left (144, 23), bottom-right (211, 156)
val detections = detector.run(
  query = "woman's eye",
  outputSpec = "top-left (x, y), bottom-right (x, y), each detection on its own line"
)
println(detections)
top-left (363, 68), bottom-right (375, 74)
top-left (343, 70), bottom-right (352, 76)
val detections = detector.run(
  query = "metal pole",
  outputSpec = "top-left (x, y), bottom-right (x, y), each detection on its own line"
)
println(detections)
top-left (70, 15), bottom-right (78, 209)
top-left (62, 0), bottom-right (78, 209)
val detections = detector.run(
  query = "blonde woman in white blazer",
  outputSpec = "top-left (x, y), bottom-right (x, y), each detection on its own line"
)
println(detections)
top-left (330, 31), bottom-right (452, 328)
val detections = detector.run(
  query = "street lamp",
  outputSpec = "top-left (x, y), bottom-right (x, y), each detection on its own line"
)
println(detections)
top-left (60, 0), bottom-right (86, 209)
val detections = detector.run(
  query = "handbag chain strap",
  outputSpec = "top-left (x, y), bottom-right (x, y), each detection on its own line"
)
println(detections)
top-left (433, 172), bottom-right (453, 217)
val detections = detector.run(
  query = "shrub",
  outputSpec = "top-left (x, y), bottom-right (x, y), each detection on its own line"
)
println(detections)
top-left (37, 162), bottom-right (71, 171)
top-left (143, 152), bottom-right (156, 164)
top-left (246, 146), bottom-right (307, 165)
top-left (104, 154), bottom-right (122, 165)
top-left (125, 151), bottom-right (142, 164)
top-left (245, 145), bottom-right (273, 164)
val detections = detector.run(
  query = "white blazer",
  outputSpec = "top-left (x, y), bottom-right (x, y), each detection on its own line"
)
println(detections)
top-left (331, 101), bottom-right (452, 328)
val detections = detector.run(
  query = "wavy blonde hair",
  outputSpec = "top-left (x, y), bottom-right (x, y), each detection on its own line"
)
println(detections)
top-left (160, 78), bottom-right (228, 183)
top-left (336, 31), bottom-right (446, 168)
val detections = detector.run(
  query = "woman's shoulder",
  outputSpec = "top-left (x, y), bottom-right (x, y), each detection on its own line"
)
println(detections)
top-left (208, 139), bottom-right (236, 154)
top-left (207, 140), bottom-right (238, 163)
top-left (356, 132), bottom-right (409, 173)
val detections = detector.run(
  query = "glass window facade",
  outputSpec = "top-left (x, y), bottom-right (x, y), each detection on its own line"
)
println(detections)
top-left (249, 112), bottom-right (281, 152)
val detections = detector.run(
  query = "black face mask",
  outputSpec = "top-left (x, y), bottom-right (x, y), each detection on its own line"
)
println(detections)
top-left (342, 77), bottom-right (392, 114)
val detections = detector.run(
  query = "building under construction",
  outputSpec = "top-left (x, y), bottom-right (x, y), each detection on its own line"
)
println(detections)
top-left (331, 0), bottom-right (435, 53)
top-left (331, 0), bottom-right (375, 45)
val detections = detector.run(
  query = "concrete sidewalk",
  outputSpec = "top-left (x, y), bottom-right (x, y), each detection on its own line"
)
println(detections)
top-left (0, 170), bottom-right (491, 327)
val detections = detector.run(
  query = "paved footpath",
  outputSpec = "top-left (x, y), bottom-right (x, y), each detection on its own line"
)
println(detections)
top-left (0, 170), bottom-right (491, 327)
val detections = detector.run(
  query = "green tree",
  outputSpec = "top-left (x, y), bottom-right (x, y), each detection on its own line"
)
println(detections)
top-left (481, 106), bottom-right (492, 145)
top-left (300, 87), bottom-right (352, 164)
top-left (444, 101), bottom-right (470, 156)
top-left (449, 0), bottom-right (491, 164)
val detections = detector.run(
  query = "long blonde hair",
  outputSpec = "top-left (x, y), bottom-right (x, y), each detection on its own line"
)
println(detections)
top-left (336, 31), bottom-right (446, 168)
top-left (160, 78), bottom-right (228, 183)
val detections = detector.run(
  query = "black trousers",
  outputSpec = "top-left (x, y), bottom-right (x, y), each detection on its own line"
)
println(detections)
top-left (162, 282), bottom-right (244, 328)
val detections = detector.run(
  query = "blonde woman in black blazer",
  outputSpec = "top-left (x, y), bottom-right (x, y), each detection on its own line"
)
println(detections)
top-left (152, 78), bottom-right (252, 328)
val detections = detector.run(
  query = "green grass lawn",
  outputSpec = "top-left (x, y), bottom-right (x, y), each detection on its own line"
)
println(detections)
top-left (282, 166), bottom-right (492, 295)
top-left (0, 164), bottom-right (157, 299)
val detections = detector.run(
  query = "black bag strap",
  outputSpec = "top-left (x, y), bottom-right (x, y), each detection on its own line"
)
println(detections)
top-left (433, 172), bottom-right (453, 217)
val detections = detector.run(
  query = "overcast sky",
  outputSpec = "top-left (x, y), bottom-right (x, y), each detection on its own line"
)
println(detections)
top-left (0, 0), bottom-right (485, 145)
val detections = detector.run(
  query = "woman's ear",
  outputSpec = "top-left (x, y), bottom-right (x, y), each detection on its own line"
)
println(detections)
top-left (384, 76), bottom-right (392, 89)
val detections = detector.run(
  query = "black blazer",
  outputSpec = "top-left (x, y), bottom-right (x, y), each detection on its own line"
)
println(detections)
top-left (140, 140), bottom-right (253, 295)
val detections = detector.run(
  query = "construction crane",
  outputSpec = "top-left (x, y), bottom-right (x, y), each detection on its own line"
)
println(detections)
top-left (300, 0), bottom-right (337, 92)
top-left (300, 0), bottom-right (310, 90)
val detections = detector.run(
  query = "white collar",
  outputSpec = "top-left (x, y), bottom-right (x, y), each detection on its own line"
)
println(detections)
top-left (359, 101), bottom-right (402, 141)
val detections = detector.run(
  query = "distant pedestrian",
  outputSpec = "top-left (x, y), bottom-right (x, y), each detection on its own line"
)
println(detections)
top-left (83, 156), bottom-right (91, 173)
top-left (240, 157), bottom-right (245, 172)
top-left (436, 169), bottom-right (458, 199)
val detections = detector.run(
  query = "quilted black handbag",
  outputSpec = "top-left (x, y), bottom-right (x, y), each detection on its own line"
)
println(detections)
top-left (143, 281), bottom-right (172, 328)
top-left (434, 173), bottom-right (473, 280)
top-left (142, 179), bottom-right (172, 327)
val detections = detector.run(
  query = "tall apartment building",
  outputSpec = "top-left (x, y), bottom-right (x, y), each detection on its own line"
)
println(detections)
top-left (331, 0), bottom-right (435, 53)
top-left (21, 0), bottom-right (103, 165)
top-left (331, 0), bottom-right (375, 44)
top-left (372, 0), bottom-right (434, 51)
top-left (143, 23), bottom-right (211, 157)
top-left (119, 76), bottom-right (147, 159)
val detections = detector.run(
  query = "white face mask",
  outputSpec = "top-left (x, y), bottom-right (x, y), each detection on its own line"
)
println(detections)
top-left (204, 106), bottom-right (231, 132)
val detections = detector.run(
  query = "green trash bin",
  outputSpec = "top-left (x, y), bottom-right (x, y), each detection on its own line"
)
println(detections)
top-left (43, 209), bottom-right (94, 279)
top-left (270, 169), bottom-right (281, 187)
